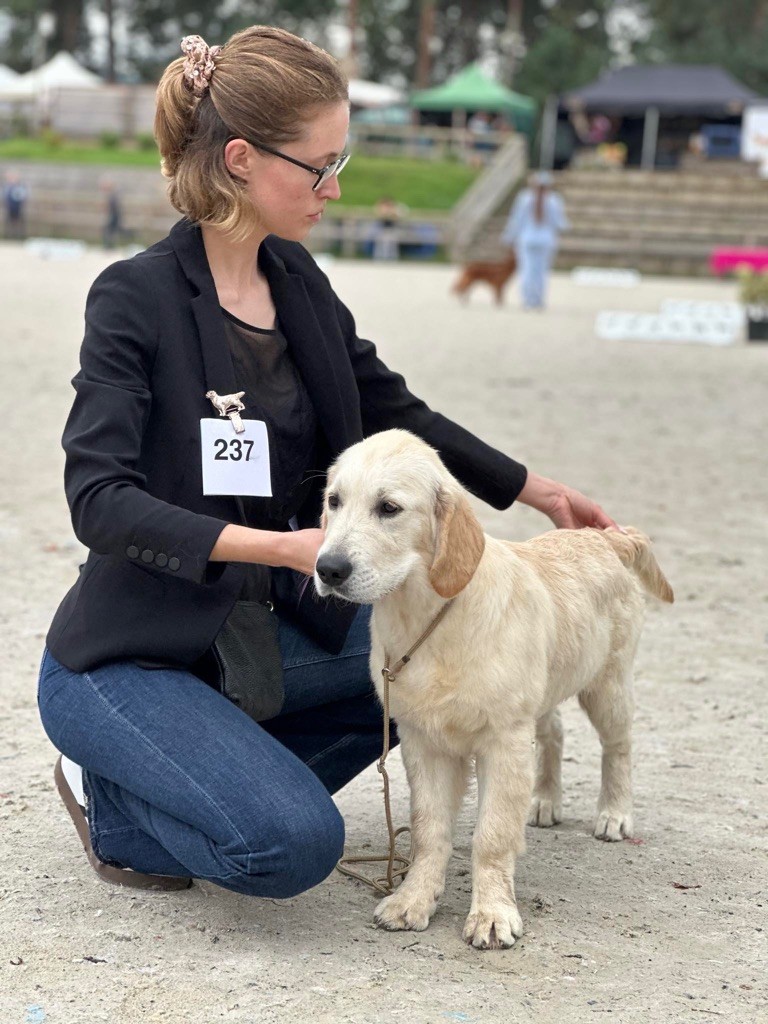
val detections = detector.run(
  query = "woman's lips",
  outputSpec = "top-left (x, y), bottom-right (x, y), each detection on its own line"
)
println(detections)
top-left (308, 211), bottom-right (323, 221)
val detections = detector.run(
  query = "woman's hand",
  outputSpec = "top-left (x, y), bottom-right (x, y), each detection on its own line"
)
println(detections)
top-left (209, 524), bottom-right (325, 574)
top-left (276, 528), bottom-right (326, 576)
top-left (518, 472), bottom-right (619, 531)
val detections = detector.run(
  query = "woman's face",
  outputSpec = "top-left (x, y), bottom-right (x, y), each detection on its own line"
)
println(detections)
top-left (226, 100), bottom-right (350, 242)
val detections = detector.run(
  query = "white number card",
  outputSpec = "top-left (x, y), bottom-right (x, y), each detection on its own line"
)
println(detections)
top-left (200, 419), bottom-right (272, 496)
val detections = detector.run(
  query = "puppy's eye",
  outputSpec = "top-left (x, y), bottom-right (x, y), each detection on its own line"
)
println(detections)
top-left (379, 501), bottom-right (401, 517)
top-left (327, 494), bottom-right (340, 510)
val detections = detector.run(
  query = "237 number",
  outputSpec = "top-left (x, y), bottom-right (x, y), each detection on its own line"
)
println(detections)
top-left (213, 438), bottom-right (255, 461)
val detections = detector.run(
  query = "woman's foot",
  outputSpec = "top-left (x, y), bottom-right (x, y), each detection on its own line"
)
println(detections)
top-left (53, 756), bottom-right (193, 891)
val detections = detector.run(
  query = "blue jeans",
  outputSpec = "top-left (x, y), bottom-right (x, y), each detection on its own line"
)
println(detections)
top-left (37, 606), bottom-right (391, 899)
top-left (517, 240), bottom-right (555, 308)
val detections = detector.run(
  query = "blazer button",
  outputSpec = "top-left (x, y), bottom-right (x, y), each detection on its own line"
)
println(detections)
top-left (155, 553), bottom-right (168, 567)
top-left (126, 545), bottom-right (139, 559)
top-left (141, 549), bottom-right (154, 563)
top-left (168, 557), bottom-right (181, 571)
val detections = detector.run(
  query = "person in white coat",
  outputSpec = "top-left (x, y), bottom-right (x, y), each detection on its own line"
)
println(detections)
top-left (501, 170), bottom-right (569, 309)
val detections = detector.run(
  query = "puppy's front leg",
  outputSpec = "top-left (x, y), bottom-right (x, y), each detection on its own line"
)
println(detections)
top-left (463, 723), bottom-right (535, 950)
top-left (375, 725), bottom-right (469, 933)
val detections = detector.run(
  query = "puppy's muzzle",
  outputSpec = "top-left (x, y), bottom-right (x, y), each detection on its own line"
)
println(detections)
top-left (316, 553), bottom-right (353, 589)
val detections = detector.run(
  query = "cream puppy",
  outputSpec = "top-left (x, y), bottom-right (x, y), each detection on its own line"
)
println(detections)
top-left (315, 429), bottom-right (673, 950)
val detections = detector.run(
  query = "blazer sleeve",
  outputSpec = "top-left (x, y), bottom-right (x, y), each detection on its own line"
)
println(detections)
top-left (333, 294), bottom-right (527, 510)
top-left (62, 259), bottom-right (229, 585)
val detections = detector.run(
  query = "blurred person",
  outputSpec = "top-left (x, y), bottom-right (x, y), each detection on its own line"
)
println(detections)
top-left (3, 170), bottom-right (28, 240)
top-left (372, 194), bottom-right (407, 259)
top-left (37, 27), bottom-right (617, 904)
top-left (501, 170), bottom-right (569, 310)
top-left (100, 177), bottom-right (133, 249)
top-left (467, 110), bottom-right (496, 166)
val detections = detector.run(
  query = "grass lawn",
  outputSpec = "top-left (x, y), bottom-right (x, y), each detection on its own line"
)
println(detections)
top-left (0, 138), bottom-right (479, 211)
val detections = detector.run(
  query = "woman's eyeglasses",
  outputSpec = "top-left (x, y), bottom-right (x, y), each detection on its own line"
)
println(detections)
top-left (249, 141), bottom-right (350, 191)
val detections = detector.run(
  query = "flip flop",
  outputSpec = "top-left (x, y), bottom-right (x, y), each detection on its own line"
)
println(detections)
top-left (54, 756), bottom-right (192, 891)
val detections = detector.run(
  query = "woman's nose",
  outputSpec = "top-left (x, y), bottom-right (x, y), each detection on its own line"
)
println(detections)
top-left (318, 174), bottom-right (341, 201)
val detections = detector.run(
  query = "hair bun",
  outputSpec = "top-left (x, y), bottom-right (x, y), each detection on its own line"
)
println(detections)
top-left (180, 35), bottom-right (222, 96)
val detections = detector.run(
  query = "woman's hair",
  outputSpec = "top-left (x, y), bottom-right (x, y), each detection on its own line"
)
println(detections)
top-left (154, 26), bottom-right (348, 237)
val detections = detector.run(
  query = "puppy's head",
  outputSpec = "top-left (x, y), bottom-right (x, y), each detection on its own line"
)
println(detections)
top-left (315, 429), bottom-right (485, 603)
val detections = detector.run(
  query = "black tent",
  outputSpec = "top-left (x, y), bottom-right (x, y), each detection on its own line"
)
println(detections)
top-left (551, 64), bottom-right (762, 169)
top-left (563, 64), bottom-right (759, 117)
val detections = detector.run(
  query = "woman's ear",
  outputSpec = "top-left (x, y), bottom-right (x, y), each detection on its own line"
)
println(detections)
top-left (428, 487), bottom-right (485, 598)
top-left (224, 139), bottom-right (253, 180)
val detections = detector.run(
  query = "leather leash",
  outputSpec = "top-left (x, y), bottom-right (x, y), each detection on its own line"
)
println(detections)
top-left (336, 599), bottom-right (455, 895)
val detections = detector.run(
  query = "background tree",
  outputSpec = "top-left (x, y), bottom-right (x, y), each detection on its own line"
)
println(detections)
top-left (125, 0), bottom-right (338, 81)
top-left (634, 0), bottom-right (768, 95)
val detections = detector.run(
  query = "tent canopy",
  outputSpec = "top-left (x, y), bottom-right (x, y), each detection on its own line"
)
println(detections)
top-left (0, 64), bottom-right (20, 87)
top-left (410, 64), bottom-right (536, 120)
top-left (563, 64), bottom-right (760, 117)
top-left (349, 78), bottom-right (404, 109)
top-left (0, 51), bottom-right (102, 98)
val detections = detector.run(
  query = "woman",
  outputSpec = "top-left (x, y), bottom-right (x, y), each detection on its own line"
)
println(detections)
top-left (38, 27), bottom-right (616, 899)
top-left (501, 170), bottom-right (569, 310)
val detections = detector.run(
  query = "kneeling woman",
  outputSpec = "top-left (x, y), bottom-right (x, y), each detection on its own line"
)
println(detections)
top-left (38, 26), bottom-right (616, 896)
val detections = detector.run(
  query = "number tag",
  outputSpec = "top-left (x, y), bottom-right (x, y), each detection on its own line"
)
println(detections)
top-left (200, 419), bottom-right (272, 496)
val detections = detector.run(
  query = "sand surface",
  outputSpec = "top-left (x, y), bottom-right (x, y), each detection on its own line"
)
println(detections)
top-left (1, 244), bottom-right (765, 1023)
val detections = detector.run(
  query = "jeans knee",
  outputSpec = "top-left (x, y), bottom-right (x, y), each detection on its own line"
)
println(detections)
top-left (272, 806), bottom-right (345, 898)
top-left (218, 802), bottom-right (345, 900)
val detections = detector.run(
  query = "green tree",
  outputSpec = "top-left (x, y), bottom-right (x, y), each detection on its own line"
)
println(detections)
top-left (635, 0), bottom-right (768, 95)
top-left (126, 0), bottom-right (338, 81)
top-left (514, 3), bottom-right (614, 105)
top-left (0, 1), bottom-right (91, 71)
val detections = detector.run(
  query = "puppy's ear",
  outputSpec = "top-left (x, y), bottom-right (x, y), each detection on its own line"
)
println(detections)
top-left (428, 487), bottom-right (485, 598)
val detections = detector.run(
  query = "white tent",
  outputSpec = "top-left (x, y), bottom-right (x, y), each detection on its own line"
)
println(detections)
top-left (348, 78), bottom-right (404, 108)
top-left (0, 64), bottom-right (20, 88)
top-left (0, 51), bottom-right (102, 98)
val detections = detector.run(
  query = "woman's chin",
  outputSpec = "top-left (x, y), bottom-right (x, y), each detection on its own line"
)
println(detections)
top-left (273, 222), bottom-right (314, 243)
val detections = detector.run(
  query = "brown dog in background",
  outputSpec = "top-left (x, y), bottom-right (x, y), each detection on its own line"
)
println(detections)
top-left (452, 251), bottom-right (517, 306)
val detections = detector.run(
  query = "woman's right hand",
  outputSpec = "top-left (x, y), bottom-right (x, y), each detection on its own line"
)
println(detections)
top-left (277, 528), bottom-right (326, 576)
top-left (209, 524), bottom-right (325, 574)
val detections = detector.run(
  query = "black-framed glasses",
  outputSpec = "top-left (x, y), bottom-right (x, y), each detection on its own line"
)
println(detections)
top-left (250, 141), bottom-right (350, 191)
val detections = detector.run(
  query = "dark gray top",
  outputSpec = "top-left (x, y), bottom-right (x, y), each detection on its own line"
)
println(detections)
top-left (221, 308), bottom-right (318, 603)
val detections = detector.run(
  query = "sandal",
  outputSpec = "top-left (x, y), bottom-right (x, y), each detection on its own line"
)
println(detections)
top-left (54, 756), bottom-right (193, 891)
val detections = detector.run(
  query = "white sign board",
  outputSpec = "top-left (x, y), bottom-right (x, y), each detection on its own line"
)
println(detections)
top-left (741, 106), bottom-right (768, 165)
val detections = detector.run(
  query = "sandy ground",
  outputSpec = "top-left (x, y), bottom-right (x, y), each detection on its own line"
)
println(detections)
top-left (1, 243), bottom-right (766, 1024)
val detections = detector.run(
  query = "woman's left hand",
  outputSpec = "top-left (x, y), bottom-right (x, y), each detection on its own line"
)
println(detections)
top-left (517, 471), bottom-right (619, 531)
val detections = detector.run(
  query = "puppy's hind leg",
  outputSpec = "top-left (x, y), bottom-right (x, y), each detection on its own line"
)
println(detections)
top-left (579, 671), bottom-right (635, 841)
top-left (527, 708), bottom-right (563, 828)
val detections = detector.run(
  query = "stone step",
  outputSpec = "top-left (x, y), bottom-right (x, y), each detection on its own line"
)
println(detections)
top-left (556, 170), bottom-right (767, 194)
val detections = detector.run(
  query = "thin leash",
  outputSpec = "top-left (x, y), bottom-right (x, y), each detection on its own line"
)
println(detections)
top-left (336, 599), bottom-right (455, 896)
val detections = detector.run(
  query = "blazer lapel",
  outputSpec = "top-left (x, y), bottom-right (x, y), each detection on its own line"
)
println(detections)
top-left (261, 243), bottom-right (361, 457)
top-left (170, 219), bottom-right (360, 456)
top-left (169, 219), bottom-right (238, 397)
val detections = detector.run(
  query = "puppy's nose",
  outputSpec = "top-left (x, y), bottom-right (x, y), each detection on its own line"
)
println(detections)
top-left (316, 554), bottom-right (353, 587)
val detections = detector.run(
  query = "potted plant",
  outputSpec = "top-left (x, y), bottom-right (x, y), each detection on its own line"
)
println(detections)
top-left (738, 268), bottom-right (768, 341)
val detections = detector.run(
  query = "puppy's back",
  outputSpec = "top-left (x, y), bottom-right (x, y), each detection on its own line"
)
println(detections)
top-left (501, 527), bottom-right (672, 606)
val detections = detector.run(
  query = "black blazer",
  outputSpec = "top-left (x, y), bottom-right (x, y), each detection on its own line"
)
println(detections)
top-left (47, 219), bottom-right (528, 673)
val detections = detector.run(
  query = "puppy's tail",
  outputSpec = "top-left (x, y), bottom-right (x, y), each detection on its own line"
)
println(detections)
top-left (603, 527), bottom-right (674, 604)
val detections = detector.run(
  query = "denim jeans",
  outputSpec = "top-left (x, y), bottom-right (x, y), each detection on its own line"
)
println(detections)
top-left (37, 606), bottom-right (394, 899)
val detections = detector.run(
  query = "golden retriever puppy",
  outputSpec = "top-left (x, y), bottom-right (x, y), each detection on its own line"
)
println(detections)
top-left (315, 429), bottom-right (673, 950)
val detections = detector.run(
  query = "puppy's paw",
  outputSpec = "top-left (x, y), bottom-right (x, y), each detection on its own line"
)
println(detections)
top-left (374, 888), bottom-right (437, 933)
top-left (462, 904), bottom-right (524, 950)
top-left (594, 810), bottom-right (633, 842)
top-left (527, 795), bottom-right (562, 828)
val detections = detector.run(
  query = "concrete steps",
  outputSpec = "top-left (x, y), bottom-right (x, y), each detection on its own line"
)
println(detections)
top-left (461, 167), bottom-right (768, 277)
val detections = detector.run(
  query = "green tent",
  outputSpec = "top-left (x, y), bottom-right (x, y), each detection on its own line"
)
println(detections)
top-left (410, 63), bottom-right (536, 131)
